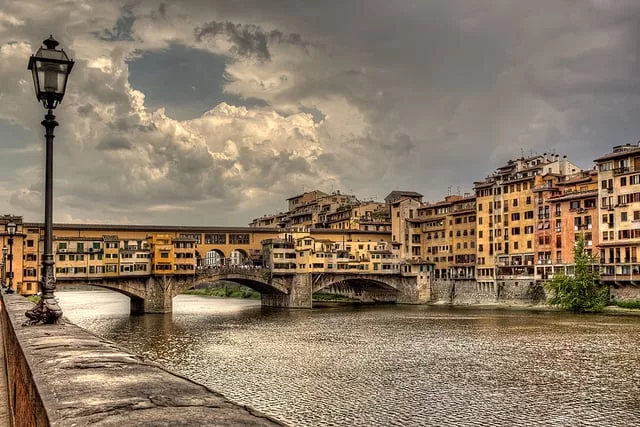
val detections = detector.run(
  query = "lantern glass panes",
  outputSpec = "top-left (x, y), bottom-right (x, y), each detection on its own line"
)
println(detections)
top-left (27, 37), bottom-right (74, 108)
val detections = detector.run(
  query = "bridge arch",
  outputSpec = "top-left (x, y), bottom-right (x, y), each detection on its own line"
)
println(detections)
top-left (57, 278), bottom-right (147, 300)
top-left (313, 277), bottom-right (400, 295)
top-left (174, 269), bottom-right (289, 298)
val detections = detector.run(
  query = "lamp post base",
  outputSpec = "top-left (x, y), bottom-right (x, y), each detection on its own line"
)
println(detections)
top-left (25, 295), bottom-right (63, 325)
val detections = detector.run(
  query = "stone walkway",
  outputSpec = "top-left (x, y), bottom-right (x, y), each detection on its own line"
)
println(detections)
top-left (0, 299), bottom-right (11, 426)
top-left (3, 295), bottom-right (282, 426)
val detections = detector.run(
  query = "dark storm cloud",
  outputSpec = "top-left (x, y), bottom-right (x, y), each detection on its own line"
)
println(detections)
top-left (94, 6), bottom-right (136, 41)
top-left (3, 0), bottom-right (640, 225)
top-left (194, 21), bottom-right (309, 61)
top-left (383, 133), bottom-right (415, 154)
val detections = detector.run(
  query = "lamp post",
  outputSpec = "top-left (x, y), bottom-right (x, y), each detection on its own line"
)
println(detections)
top-left (2, 245), bottom-right (7, 289)
top-left (25, 35), bottom-right (74, 324)
top-left (6, 222), bottom-right (16, 294)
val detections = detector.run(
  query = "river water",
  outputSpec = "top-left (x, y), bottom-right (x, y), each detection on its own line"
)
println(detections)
top-left (56, 290), bottom-right (640, 426)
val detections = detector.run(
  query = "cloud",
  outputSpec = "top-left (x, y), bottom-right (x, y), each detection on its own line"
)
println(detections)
top-left (194, 21), bottom-right (310, 61)
top-left (0, 0), bottom-right (639, 226)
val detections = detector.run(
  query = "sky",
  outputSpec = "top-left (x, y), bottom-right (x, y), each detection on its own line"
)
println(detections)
top-left (0, 0), bottom-right (634, 226)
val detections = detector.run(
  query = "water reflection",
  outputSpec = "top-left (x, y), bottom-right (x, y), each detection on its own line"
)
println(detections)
top-left (57, 290), bottom-right (640, 427)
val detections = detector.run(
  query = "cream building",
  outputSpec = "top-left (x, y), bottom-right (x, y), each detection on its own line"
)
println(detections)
top-left (596, 143), bottom-right (640, 285)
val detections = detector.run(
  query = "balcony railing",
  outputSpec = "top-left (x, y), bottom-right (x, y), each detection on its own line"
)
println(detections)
top-left (613, 166), bottom-right (630, 176)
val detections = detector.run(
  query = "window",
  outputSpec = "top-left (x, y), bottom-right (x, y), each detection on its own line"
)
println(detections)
top-left (513, 199), bottom-right (518, 207)
top-left (205, 234), bottom-right (226, 244)
top-left (229, 234), bottom-right (250, 245)
top-left (160, 252), bottom-right (169, 258)
top-left (59, 255), bottom-right (65, 261)
top-left (26, 240), bottom-right (34, 247)
top-left (622, 212), bottom-right (628, 222)
top-left (58, 242), bottom-right (67, 250)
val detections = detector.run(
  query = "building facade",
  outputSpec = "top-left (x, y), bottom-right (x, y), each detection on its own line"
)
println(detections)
top-left (474, 154), bottom-right (580, 289)
top-left (596, 143), bottom-right (640, 286)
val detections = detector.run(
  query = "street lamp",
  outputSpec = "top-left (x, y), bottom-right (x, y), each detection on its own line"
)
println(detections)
top-left (2, 246), bottom-right (7, 289)
top-left (25, 35), bottom-right (74, 325)
top-left (6, 222), bottom-right (16, 294)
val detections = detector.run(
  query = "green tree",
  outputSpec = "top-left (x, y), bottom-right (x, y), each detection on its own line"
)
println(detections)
top-left (545, 234), bottom-right (608, 313)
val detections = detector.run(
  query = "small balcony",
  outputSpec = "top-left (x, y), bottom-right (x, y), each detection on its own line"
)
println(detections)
top-left (613, 166), bottom-right (630, 176)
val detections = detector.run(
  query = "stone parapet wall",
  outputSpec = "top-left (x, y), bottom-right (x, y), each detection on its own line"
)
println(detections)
top-left (2, 296), bottom-right (49, 427)
top-left (0, 294), bottom-right (283, 427)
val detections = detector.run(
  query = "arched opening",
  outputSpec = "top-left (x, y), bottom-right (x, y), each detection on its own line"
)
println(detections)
top-left (313, 278), bottom-right (399, 303)
top-left (204, 249), bottom-right (225, 267)
top-left (230, 249), bottom-right (249, 266)
top-left (189, 277), bottom-right (286, 297)
top-left (57, 281), bottom-right (148, 315)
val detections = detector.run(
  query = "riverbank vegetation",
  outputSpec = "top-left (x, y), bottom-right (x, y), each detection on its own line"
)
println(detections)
top-left (545, 235), bottom-right (608, 313)
top-left (312, 292), bottom-right (356, 302)
top-left (614, 300), bottom-right (640, 309)
top-left (183, 282), bottom-right (260, 299)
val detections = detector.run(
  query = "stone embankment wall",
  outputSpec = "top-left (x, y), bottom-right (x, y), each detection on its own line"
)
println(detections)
top-left (1, 294), bottom-right (283, 427)
top-left (430, 279), bottom-right (546, 305)
top-left (610, 285), bottom-right (640, 302)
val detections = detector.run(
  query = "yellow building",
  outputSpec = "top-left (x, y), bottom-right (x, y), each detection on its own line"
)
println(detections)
top-left (173, 237), bottom-right (197, 274)
top-left (416, 198), bottom-right (452, 279)
top-left (474, 154), bottom-right (580, 288)
top-left (21, 225), bottom-right (41, 294)
top-left (390, 197), bottom-right (423, 259)
top-left (449, 196), bottom-right (477, 279)
top-left (149, 234), bottom-right (174, 274)
top-left (596, 143), bottom-right (640, 285)
top-left (103, 235), bottom-right (120, 278)
top-left (400, 194), bottom-right (477, 280)
top-left (1, 217), bottom-right (30, 294)
top-left (55, 237), bottom-right (106, 280)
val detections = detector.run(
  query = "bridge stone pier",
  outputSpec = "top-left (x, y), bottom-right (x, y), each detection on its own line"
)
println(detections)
top-left (59, 267), bottom-right (430, 314)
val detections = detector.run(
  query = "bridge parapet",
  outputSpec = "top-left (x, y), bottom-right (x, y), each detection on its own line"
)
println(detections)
top-left (195, 266), bottom-right (271, 281)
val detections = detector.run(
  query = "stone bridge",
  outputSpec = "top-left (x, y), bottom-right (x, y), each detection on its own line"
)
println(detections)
top-left (56, 267), bottom-right (430, 314)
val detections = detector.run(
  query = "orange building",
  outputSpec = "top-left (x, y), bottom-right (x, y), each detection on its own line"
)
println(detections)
top-left (534, 170), bottom-right (598, 280)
